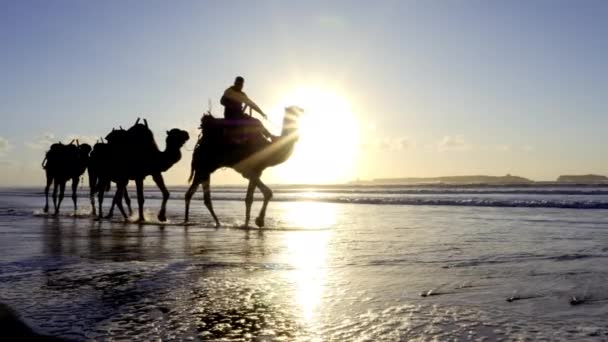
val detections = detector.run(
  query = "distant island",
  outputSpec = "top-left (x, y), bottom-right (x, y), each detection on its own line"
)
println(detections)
top-left (350, 174), bottom-right (608, 185)
top-left (352, 174), bottom-right (533, 185)
top-left (557, 174), bottom-right (608, 183)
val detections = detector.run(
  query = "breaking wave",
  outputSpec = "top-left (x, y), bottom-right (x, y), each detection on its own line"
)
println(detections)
top-left (5, 185), bottom-right (608, 210)
top-left (186, 195), bottom-right (608, 209)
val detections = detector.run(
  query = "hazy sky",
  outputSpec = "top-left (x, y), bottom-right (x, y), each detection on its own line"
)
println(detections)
top-left (1, 0), bottom-right (607, 185)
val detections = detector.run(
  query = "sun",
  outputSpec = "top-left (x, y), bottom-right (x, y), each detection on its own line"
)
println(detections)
top-left (268, 86), bottom-right (360, 184)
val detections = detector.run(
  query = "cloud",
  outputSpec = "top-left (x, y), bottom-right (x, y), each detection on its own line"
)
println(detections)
top-left (65, 134), bottom-right (102, 146)
top-left (361, 136), bottom-right (411, 151)
top-left (315, 14), bottom-right (347, 29)
top-left (437, 135), bottom-right (470, 151)
top-left (496, 144), bottom-right (512, 152)
top-left (522, 145), bottom-right (534, 152)
top-left (0, 136), bottom-right (10, 155)
top-left (27, 133), bottom-right (104, 150)
top-left (26, 132), bottom-right (57, 150)
top-left (382, 136), bottom-right (410, 150)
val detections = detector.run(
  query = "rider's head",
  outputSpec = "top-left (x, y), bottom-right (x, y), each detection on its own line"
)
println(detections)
top-left (234, 76), bottom-right (244, 91)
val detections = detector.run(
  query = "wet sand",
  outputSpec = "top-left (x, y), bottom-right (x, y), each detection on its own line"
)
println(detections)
top-left (1, 191), bottom-right (608, 340)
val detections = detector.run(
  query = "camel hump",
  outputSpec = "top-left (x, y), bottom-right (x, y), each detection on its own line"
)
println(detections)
top-left (91, 143), bottom-right (103, 156)
top-left (199, 115), bottom-right (218, 133)
top-left (44, 142), bottom-right (82, 171)
top-left (127, 122), bottom-right (158, 154)
top-left (78, 143), bottom-right (92, 154)
top-left (65, 144), bottom-right (79, 153)
top-left (90, 142), bottom-right (111, 168)
top-left (46, 142), bottom-right (74, 158)
top-left (48, 142), bottom-right (63, 153)
top-left (91, 141), bottom-right (108, 155)
top-left (105, 128), bottom-right (129, 145)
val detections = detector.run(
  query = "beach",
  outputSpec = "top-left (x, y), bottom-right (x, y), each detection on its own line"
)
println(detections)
top-left (1, 185), bottom-right (608, 341)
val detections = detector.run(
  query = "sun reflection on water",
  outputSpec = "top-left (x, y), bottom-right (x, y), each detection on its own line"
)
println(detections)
top-left (281, 201), bottom-right (336, 230)
top-left (281, 202), bottom-right (334, 328)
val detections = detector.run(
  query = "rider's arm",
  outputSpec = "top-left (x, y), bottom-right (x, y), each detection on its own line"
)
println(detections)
top-left (224, 88), bottom-right (266, 118)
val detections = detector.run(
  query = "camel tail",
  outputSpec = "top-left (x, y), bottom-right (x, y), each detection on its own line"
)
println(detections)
top-left (188, 160), bottom-right (195, 184)
top-left (188, 147), bottom-right (201, 184)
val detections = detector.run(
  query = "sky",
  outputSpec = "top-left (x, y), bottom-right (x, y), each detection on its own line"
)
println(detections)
top-left (1, 0), bottom-right (607, 186)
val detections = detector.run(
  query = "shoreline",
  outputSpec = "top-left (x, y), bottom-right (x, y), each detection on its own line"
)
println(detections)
top-left (5, 182), bottom-right (608, 191)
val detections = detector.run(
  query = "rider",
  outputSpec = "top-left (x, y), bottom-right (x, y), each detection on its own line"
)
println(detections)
top-left (221, 76), bottom-right (277, 141)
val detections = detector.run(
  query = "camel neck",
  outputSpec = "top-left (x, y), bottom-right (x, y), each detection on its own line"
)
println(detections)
top-left (280, 114), bottom-right (299, 137)
top-left (158, 144), bottom-right (182, 172)
top-left (270, 116), bottom-right (300, 166)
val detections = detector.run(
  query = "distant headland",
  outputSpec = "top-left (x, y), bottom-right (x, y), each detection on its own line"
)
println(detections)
top-left (350, 174), bottom-right (608, 185)
top-left (556, 174), bottom-right (608, 183)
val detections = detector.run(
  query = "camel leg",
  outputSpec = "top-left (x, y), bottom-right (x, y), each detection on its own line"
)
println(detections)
top-left (124, 190), bottom-right (133, 216)
top-left (244, 180), bottom-right (256, 228)
top-left (105, 189), bottom-right (117, 219)
top-left (254, 179), bottom-right (273, 228)
top-left (184, 177), bottom-right (201, 223)
top-left (96, 181), bottom-right (105, 219)
top-left (71, 177), bottom-right (79, 212)
top-left (43, 173), bottom-right (52, 213)
top-left (106, 187), bottom-right (116, 218)
top-left (152, 174), bottom-right (169, 222)
top-left (135, 178), bottom-right (145, 222)
top-left (55, 181), bottom-right (66, 215)
top-left (89, 172), bottom-right (97, 217)
top-left (52, 181), bottom-right (59, 216)
top-left (111, 181), bottom-right (128, 220)
top-left (108, 181), bottom-right (129, 217)
top-left (202, 179), bottom-right (220, 227)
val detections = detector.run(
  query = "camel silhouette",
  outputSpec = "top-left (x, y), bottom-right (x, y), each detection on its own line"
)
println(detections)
top-left (185, 106), bottom-right (303, 227)
top-left (88, 133), bottom-right (133, 219)
top-left (42, 140), bottom-right (91, 215)
top-left (101, 119), bottom-right (190, 222)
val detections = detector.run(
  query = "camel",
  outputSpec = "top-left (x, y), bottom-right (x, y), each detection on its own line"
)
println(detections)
top-left (42, 140), bottom-right (92, 215)
top-left (185, 106), bottom-right (303, 228)
top-left (102, 119), bottom-right (190, 222)
top-left (88, 134), bottom-right (133, 218)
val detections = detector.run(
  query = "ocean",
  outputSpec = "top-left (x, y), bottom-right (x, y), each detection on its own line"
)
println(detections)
top-left (1, 184), bottom-right (608, 340)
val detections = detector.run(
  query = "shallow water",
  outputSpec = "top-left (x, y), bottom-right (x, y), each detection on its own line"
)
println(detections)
top-left (1, 187), bottom-right (608, 340)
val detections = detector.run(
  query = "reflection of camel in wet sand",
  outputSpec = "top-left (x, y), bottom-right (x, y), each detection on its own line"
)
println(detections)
top-left (104, 119), bottom-right (190, 222)
top-left (42, 140), bottom-right (91, 215)
top-left (185, 106), bottom-right (302, 227)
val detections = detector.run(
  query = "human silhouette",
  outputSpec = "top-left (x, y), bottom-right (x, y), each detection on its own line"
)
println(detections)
top-left (221, 76), bottom-right (277, 142)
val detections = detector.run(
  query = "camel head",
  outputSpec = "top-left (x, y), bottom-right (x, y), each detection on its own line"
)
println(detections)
top-left (280, 106), bottom-right (304, 138)
top-left (165, 129), bottom-right (190, 148)
top-left (284, 106), bottom-right (303, 124)
top-left (285, 105), bottom-right (304, 115)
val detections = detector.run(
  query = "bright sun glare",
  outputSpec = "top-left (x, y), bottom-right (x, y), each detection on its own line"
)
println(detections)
top-left (269, 86), bottom-right (360, 184)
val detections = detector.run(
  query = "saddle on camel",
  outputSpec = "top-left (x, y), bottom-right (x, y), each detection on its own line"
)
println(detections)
top-left (197, 113), bottom-right (272, 147)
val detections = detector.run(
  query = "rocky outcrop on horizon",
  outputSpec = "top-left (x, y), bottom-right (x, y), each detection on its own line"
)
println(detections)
top-left (557, 174), bottom-right (608, 183)
top-left (362, 174), bottom-right (533, 185)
